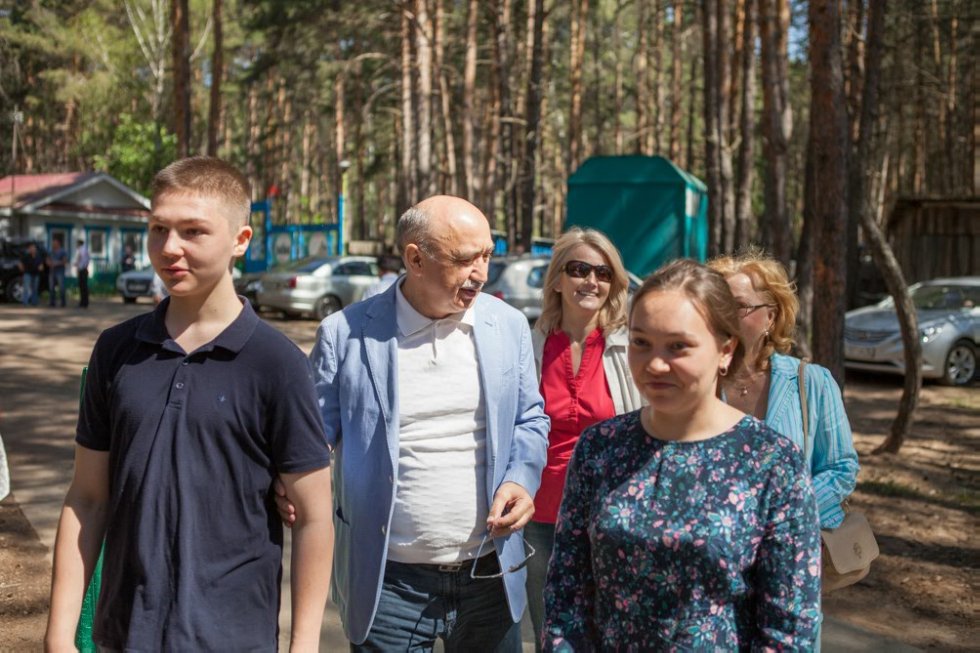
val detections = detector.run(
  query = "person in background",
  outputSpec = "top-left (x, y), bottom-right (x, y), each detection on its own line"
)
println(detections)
top-left (47, 237), bottom-right (68, 308)
top-left (120, 245), bottom-right (136, 273)
top-left (17, 242), bottom-right (44, 306)
top-left (74, 238), bottom-right (90, 308)
top-left (360, 253), bottom-right (401, 300)
top-left (709, 250), bottom-right (860, 647)
top-left (543, 259), bottom-right (821, 650)
top-left (524, 227), bottom-right (641, 650)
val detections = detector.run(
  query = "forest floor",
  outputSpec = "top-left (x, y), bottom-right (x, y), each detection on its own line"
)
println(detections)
top-left (0, 300), bottom-right (976, 650)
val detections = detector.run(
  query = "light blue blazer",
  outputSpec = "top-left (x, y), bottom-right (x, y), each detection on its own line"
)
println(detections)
top-left (310, 283), bottom-right (550, 644)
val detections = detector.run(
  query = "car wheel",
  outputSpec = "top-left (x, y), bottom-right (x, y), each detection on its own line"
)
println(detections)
top-left (940, 339), bottom-right (977, 386)
top-left (7, 276), bottom-right (24, 303)
top-left (314, 295), bottom-right (342, 321)
top-left (123, 296), bottom-right (137, 304)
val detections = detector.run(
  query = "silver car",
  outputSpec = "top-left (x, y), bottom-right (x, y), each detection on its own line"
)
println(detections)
top-left (116, 267), bottom-right (156, 303)
top-left (254, 255), bottom-right (379, 320)
top-left (844, 277), bottom-right (979, 386)
top-left (483, 256), bottom-right (552, 322)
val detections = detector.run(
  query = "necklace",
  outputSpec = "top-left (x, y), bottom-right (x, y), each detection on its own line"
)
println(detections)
top-left (730, 370), bottom-right (766, 397)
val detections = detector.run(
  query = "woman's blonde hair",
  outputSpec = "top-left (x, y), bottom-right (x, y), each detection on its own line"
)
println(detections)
top-left (535, 228), bottom-right (629, 336)
top-left (708, 248), bottom-right (798, 369)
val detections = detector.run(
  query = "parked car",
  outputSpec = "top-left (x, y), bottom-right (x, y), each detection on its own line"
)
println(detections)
top-left (116, 267), bottom-right (156, 303)
top-left (253, 255), bottom-right (379, 320)
top-left (117, 266), bottom-right (242, 303)
top-left (234, 270), bottom-right (264, 306)
top-left (1, 238), bottom-right (49, 303)
top-left (483, 254), bottom-right (643, 323)
top-left (483, 255), bottom-right (552, 322)
top-left (844, 277), bottom-right (979, 386)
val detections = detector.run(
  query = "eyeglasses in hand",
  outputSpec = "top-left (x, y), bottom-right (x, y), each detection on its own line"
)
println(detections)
top-left (469, 530), bottom-right (537, 580)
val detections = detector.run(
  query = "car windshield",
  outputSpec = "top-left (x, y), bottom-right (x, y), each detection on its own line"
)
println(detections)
top-left (271, 257), bottom-right (331, 273)
top-left (909, 284), bottom-right (980, 310)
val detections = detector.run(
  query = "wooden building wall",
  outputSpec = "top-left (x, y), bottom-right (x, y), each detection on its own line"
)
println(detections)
top-left (886, 198), bottom-right (980, 283)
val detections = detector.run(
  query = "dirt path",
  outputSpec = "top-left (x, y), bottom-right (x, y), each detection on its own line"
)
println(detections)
top-left (0, 299), bottom-right (976, 650)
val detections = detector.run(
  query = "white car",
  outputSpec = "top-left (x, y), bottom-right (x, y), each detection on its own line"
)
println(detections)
top-left (844, 277), bottom-right (979, 386)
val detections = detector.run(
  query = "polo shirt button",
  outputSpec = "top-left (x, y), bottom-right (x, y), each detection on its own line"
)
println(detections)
top-left (182, 360), bottom-right (189, 366)
top-left (381, 525), bottom-right (386, 535)
top-left (388, 475), bottom-right (393, 483)
top-left (175, 382), bottom-right (184, 389)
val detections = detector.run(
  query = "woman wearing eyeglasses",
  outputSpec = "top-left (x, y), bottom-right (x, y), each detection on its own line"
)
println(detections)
top-left (709, 251), bottom-right (859, 648)
top-left (708, 251), bottom-right (858, 533)
top-left (525, 228), bottom-right (641, 650)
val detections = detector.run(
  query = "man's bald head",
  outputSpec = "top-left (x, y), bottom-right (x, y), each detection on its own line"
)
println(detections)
top-left (396, 195), bottom-right (489, 255)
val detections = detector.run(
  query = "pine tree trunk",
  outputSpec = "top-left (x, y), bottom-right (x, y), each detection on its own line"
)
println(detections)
top-left (462, 0), bottom-right (479, 202)
top-left (851, 0), bottom-right (921, 454)
top-left (807, 0), bottom-right (849, 385)
top-left (702, 0), bottom-right (721, 256)
top-left (400, 4), bottom-right (416, 212)
top-left (734, 0), bottom-right (756, 249)
top-left (635, 0), bottom-right (649, 154)
top-left (569, 0), bottom-right (589, 170)
top-left (207, 0), bottom-right (222, 156)
top-left (844, 0), bottom-right (865, 310)
top-left (669, 0), bottom-right (684, 163)
top-left (171, 0), bottom-right (191, 158)
top-left (651, 0), bottom-right (665, 153)
top-left (416, 0), bottom-right (434, 196)
top-left (758, 0), bottom-right (792, 265)
top-left (519, 0), bottom-right (545, 250)
top-left (613, 0), bottom-right (624, 153)
top-left (716, 0), bottom-right (736, 254)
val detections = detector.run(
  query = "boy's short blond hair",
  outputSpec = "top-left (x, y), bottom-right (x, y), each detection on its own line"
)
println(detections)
top-left (151, 156), bottom-right (251, 226)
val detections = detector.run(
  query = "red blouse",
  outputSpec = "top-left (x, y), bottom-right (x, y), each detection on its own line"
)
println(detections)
top-left (533, 328), bottom-right (616, 524)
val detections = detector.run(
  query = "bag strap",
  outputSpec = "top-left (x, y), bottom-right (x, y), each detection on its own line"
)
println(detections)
top-left (798, 358), bottom-right (809, 452)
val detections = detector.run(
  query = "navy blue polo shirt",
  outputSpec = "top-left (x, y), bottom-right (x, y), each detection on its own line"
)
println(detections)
top-left (76, 298), bottom-right (330, 651)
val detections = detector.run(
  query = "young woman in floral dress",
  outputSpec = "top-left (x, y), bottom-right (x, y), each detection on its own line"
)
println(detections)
top-left (543, 260), bottom-right (821, 651)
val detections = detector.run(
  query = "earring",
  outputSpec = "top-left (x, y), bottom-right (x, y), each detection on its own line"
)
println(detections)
top-left (764, 329), bottom-right (771, 342)
top-left (719, 364), bottom-right (729, 377)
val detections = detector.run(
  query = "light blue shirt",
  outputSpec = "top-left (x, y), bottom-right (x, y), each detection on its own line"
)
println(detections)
top-left (765, 353), bottom-right (859, 529)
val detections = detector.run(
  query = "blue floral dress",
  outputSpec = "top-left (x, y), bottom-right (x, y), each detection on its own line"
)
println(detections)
top-left (543, 411), bottom-right (821, 651)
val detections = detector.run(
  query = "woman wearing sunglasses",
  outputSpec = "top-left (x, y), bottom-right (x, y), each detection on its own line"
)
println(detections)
top-left (709, 251), bottom-right (859, 645)
top-left (525, 228), bottom-right (641, 650)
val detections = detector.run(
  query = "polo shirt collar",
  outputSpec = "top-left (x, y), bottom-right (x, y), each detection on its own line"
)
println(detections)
top-left (135, 296), bottom-right (259, 354)
top-left (394, 279), bottom-right (476, 337)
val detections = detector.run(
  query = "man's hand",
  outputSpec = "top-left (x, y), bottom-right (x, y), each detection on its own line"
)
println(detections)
top-left (486, 481), bottom-right (534, 538)
top-left (273, 477), bottom-right (297, 527)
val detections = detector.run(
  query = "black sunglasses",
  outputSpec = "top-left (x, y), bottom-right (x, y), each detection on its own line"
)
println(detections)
top-left (563, 260), bottom-right (614, 283)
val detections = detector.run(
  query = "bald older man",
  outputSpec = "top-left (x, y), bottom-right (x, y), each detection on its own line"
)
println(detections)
top-left (301, 196), bottom-right (549, 650)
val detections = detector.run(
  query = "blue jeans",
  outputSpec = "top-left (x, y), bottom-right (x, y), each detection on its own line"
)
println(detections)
top-left (352, 557), bottom-right (522, 652)
top-left (49, 268), bottom-right (66, 306)
top-left (22, 272), bottom-right (39, 305)
top-left (523, 521), bottom-right (554, 653)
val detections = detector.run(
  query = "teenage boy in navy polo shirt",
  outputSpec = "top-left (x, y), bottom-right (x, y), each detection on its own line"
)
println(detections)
top-left (46, 157), bottom-right (333, 652)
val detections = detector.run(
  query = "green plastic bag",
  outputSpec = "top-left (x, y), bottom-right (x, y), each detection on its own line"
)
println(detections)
top-left (74, 367), bottom-right (104, 653)
top-left (74, 545), bottom-right (104, 652)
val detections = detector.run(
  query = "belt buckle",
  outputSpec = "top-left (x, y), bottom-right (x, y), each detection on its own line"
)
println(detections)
top-left (436, 561), bottom-right (465, 573)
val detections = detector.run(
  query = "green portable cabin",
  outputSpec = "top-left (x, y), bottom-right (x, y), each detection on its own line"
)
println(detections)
top-left (565, 155), bottom-right (708, 276)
